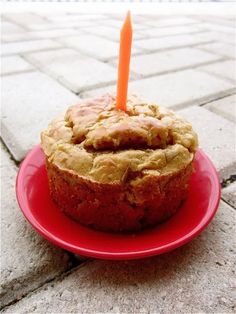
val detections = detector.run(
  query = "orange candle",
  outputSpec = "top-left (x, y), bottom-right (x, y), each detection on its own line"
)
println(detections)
top-left (116, 11), bottom-right (133, 111)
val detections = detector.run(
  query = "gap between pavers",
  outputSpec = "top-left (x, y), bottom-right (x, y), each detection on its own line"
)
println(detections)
top-left (2, 201), bottom-right (235, 314)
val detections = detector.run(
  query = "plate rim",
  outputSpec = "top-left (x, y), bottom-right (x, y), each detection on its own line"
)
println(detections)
top-left (16, 145), bottom-right (221, 260)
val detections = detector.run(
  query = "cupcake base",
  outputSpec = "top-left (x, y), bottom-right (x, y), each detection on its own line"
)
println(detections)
top-left (45, 159), bottom-right (193, 233)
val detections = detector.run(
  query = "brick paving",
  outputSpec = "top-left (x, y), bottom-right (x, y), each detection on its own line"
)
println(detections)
top-left (1, 12), bottom-right (236, 313)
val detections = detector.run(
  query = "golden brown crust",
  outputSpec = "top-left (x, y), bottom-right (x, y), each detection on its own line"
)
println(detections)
top-left (46, 158), bottom-right (193, 232)
top-left (41, 94), bottom-right (198, 232)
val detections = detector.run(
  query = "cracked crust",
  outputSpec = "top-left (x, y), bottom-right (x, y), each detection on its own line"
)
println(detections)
top-left (41, 94), bottom-right (198, 232)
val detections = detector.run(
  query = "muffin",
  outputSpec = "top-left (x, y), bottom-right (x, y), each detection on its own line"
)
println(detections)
top-left (41, 94), bottom-right (198, 232)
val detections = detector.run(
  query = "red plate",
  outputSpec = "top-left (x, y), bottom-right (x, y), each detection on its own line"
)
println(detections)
top-left (16, 145), bottom-right (220, 260)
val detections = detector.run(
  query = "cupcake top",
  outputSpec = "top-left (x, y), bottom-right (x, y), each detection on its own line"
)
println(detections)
top-left (41, 94), bottom-right (198, 184)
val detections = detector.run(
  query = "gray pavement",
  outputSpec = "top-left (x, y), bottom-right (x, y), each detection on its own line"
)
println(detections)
top-left (1, 12), bottom-right (236, 313)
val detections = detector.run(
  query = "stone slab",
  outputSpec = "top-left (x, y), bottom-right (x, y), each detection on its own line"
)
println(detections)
top-left (197, 42), bottom-right (236, 59)
top-left (3, 13), bottom-right (53, 30)
top-left (198, 60), bottom-right (236, 83)
top-left (59, 34), bottom-right (139, 61)
top-left (2, 28), bottom-right (83, 43)
top-left (86, 25), bottom-right (145, 42)
top-left (133, 32), bottom-right (216, 52)
top-left (222, 182), bottom-right (236, 209)
top-left (0, 144), bottom-right (70, 308)
top-left (1, 21), bottom-right (26, 34)
top-left (117, 47), bottom-right (222, 77)
top-left (3, 201), bottom-right (236, 314)
top-left (1, 71), bottom-right (80, 161)
top-left (139, 25), bottom-right (205, 38)
top-left (25, 48), bottom-right (117, 93)
top-left (1, 56), bottom-right (34, 75)
top-left (81, 69), bottom-right (235, 110)
top-left (142, 16), bottom-right (199, 27)
top-left (1, 39), bottom-right (61, 56)
top-left (179, 106), bottom-right (236, 181)
top-left (205, 94), bottom-right (236, 123)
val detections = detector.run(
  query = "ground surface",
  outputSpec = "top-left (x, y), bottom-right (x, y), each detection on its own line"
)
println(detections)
top-left (1, 12), bottom-right (236, 313)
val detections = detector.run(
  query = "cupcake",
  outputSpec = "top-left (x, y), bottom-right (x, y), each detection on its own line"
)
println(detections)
top-left (41, 94), bottom-right (198, 232)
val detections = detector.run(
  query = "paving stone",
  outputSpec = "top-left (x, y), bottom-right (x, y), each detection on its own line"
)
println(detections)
top-left (86, 25), bottom-right (145, 42)
top-left (119, 47), bottom-right (222, 77)
top-left (204, 94), bottom-right (236, 123)
top-left (2, 28), bottom-right (83, 43)
top-left (3, 13), bottom-right (53, 30)
top-left (1, 71), bottom-right (80, 161)
top-left (25, 48), bottom-right (117, 93)
top-left (1, 39), bottom-right (61, 56)
top-left (59, 34), bottom-right (139, 61)
top-left (1, 56), bottom-right (34, 75)
top-left (198, 60), bottom-right (236, 83)
top-left (199, 22), bottom-right (236, 34)
top-left (142, 16), bottom-right (199, 27)
top-left (197, 42), bottom-right (236, 59)
top-left (133, 32), bottom-right (216, 52)
top-left (1, 21), bottom-right (26, 34)
top-left (81, 69), bottom-right (235, 110)
top-left (46, 14), bottom-right (107, 23)
top-left (101, 19), bottom-right (147, 31)
top-left (222, 182), bottom-right (236, 209)
top-left (0, 145), bottom-right (70, 308)
top-left (138, 25), bottom-right (205, 38)
top-left (3, 201), bottom-right (235, 314)
top-left (178, 106), bottom-right (236, 181)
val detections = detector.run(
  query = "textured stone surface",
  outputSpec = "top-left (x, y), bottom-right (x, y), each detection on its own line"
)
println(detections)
top-left (86, 25), bottom-right (145, 42)
top-left (198, 60), bottom-right (236, 83)
top-left (81, 69), bottom-right (235, 109)
top-left (3, 201), bottom-right (236, 314)
top-left (1, 56), bottom-right (34, 75)
top-left (25, 48), bottom-right (117, 93)
top-left (205, 94), bottom-right (236, 123)
top-left (1, 39), bottom-right (61, 56)
top-left (121, 47), bottom-right (222, 77)
top-left (222, 182), bottom-right (236, 209)
top-left (138, 25), bottom-right (204, 38)
top-left (59, 34), bottom-right (139, 60)
top-left (197, 42), bottom-right (236, 59)
top-left (1, 21), bottom-right (26, 34)
top-left (59, 34), bottom-right (120, 60)
top-left (1, 71), bottom-right (79, 161)
top-left (0, 145), bottom-right (70, 308)
top-left (133, 32), bottom-right (216, 52)
top-left (3, 13), bottom-right (53, 30)
top-left (2, 28), bottom-right (82, 42)
top-left (143, 16), bottom-right (199, 27)
top-left (179, 106), bottom-right (236, 181)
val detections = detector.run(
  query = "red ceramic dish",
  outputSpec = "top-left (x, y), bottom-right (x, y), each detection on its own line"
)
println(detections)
top-left (16, 145), bottom-right (220, 260)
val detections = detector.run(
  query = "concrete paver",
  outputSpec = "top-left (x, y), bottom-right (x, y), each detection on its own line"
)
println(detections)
top-left (81, 69), bottom-right (235, 109)
top-left (197, 42), bottom-right (236, 59)
top-left (25, 48), bottom-right (117, 93)
top-left (1, 71), bottom-right (79, 161)
top-left (142, 16), bottom-right (199, 27)
top-left (1, 21), bottom-right (26, 34)
top-left (205, 94), bottom-right (236, 123)
top-left (179, 106), bottom-right (236, 181)
top-left (3, 201), bottom-right (235, 314)
top-left (1, 56), bottom-right (34, 75)
top-left (1, 39), bottom-right (61, 56)
top-left (133, 32), bottom-right (216, 52)
top-left (138, 25), bottom-right (205, 38)
top-left (59, 34), bottom-right (139, 61)
top-left (118, 47), bottom-right (222, 77)
top-left (198, 60), bottom-right (236, 83)
top-left (0, 145), bottom-right (70, 308)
